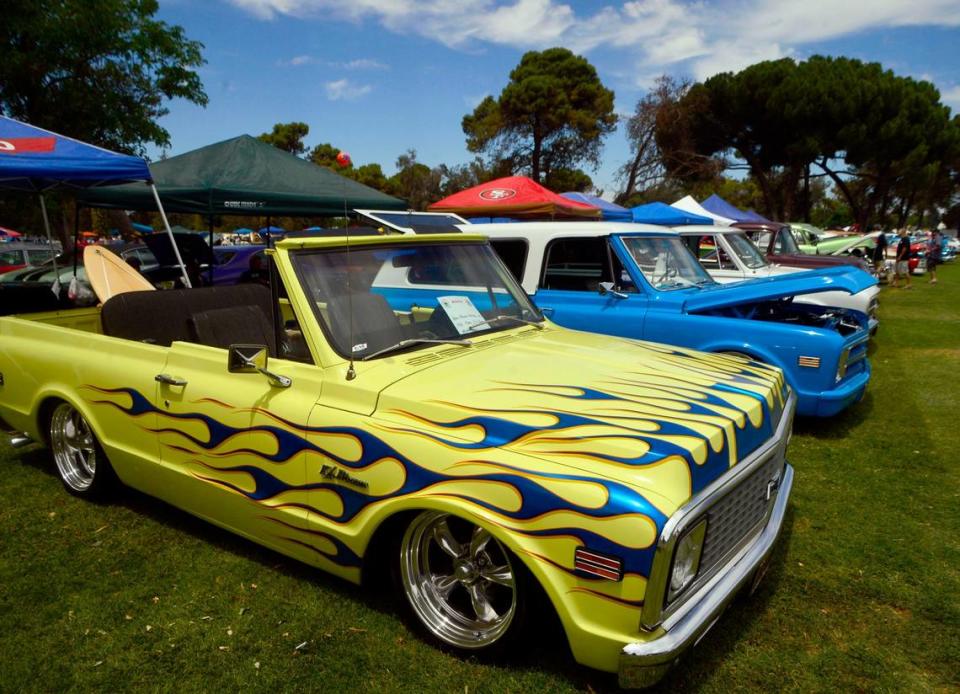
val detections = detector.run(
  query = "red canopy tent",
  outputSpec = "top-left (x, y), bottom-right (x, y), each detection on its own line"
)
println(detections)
top-left (0, 226), bottom-right (23, 237)
top-left (428, 176), bottom-right (601, 219)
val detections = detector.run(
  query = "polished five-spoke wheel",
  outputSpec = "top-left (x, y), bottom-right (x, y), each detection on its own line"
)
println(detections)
top-left (48, 402), bottom-right (112, 497)
top-left (399, 511), bottom-right (518, 650)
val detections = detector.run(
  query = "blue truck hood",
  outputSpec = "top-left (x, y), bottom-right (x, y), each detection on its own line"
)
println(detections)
top-left (680, 266), bottom-right (876, 313)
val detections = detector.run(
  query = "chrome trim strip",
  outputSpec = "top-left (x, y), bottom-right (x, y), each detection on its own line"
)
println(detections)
top-left (639, 389), bottom-right (796, 630)
top-left (619, 463), bottom-right (795, 688)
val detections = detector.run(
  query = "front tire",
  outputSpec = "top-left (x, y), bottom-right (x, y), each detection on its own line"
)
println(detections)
top-left (398, 511), bottom-right (523, 651)
top-left (48, 401), bottom-right (114, 499)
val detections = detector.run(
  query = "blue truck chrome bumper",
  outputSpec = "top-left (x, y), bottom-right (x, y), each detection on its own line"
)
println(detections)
top-left (618, 463), bottom-right (795, 688)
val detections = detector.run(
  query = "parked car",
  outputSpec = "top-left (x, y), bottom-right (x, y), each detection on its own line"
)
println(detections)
top-left (0, 231), bottom-right (796, 687)
top-left (736, 222), bottom-right (871, 273)
top-left (481, 222), bottom-right (872, 418)
top-left (0, 242), bottom-right (60, 274)
top-left (212, 245), bottom-right (266, 285)
top-left (676, 226), bottom-right (879, 335)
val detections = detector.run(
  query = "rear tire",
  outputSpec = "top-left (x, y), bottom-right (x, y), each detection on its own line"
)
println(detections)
top-left (48, 401), bottom-right (115, 499)
top-left (395, 511), bottom-right (528, 653)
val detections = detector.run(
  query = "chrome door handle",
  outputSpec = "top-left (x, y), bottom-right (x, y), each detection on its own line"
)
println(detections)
top-left (540, 306), bottom-right (555, 316)
top-left (155, 374), bottom-right (188, 386)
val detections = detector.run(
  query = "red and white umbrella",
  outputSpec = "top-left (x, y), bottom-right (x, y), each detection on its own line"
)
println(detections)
top-left (0, 226), bottom-right (22, 237)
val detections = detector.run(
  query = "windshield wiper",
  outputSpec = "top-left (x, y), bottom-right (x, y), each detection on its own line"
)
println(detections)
top-left (359, 338), bottom-right (472, 361)
top-left (462, 314), bottom-right (545, 333)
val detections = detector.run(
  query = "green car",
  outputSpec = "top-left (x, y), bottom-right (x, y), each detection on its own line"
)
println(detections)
top-left (789, 223), bottom-right (858, 255)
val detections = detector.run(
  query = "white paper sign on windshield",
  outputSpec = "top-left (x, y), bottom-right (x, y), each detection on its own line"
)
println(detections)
top-left (438, 295), bottom-right (488, 335)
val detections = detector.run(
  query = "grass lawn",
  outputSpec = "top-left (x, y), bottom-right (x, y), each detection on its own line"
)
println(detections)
top-left (1, 264), bottom-right (958, 693)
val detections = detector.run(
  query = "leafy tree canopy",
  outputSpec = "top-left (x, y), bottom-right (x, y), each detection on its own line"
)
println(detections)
top-left (259, 122), bottom-right (309, 156)
top-left (462, 47), bottom-right (616, 183)
top-left (0, 0), bottom-right (207, 154)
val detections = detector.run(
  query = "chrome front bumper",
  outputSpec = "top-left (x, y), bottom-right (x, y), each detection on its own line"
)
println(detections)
top-left (618, 462), bottom-right (795, 688)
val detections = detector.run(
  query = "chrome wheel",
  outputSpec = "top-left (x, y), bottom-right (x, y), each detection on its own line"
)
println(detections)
top-left (400, 512), bottom-right (517, 649)
top-left (50, 403), bottom-right (97, 492)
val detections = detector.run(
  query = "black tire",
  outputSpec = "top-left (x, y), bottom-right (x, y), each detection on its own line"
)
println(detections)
top-left (393, 511), bottom-right (530, 655)
top-left (47, 401), bottom-right (116, 499)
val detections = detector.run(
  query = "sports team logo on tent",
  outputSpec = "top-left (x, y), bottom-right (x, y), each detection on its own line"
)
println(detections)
top-left (479, 188), bottom-right (516, 201)
top-left (0, 137), bottom-right (56, 153)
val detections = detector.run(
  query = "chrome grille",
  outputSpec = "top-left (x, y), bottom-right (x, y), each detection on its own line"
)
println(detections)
top-left (686, 454), bottom-right (783, 595)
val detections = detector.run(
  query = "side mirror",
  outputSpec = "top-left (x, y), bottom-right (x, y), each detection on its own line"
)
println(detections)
top-left (598, 282), bottom-right (628, 300)
top-left (228, 344), bottom-right (291, 388)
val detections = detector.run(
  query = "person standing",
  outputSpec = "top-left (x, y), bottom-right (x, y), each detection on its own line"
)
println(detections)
top-left (927, 229), bottom-right (942, 285)
top-left (892, 230), bottom-right (912, 289)
top-left (872, 230), bottom-right (888, 275)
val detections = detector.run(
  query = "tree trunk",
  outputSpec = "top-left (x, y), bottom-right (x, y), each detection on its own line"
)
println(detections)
top-left (815, 159), bottom-right (862, 226)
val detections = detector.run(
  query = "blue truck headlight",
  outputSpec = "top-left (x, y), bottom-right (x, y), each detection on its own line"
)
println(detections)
top-left (668, 520), bottom-right (707, 600)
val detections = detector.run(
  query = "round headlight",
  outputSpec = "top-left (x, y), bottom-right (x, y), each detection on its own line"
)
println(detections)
top-left (669, 520), bottom-right (707, 599)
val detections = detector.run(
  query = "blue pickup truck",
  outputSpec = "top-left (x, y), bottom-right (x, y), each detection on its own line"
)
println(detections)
top-left (478, 222), bottom-right (873, 417)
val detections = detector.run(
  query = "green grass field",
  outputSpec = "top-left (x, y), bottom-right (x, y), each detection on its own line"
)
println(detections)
top-left (1, 265), bottom-right (958, 693)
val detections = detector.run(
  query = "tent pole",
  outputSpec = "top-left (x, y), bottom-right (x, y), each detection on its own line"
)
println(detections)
top-left (149, 182), bottom-right (191, 288)
top-left (38, 194), bottom-right (60, 296)
top-left (208, 215), bottom-right (214, 285)
top-left (73, 201), bottom-right (80, 277)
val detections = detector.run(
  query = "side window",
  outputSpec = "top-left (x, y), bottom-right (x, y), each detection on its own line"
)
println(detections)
top-left (489, 239), bottom-right (528, 283)
top-left (542, 237), bottom-right (611, 292)
top-left (273, 258), bottom-right (312, 364)
top-left (753, 231), bottom-right (773, 253)
top-left (407, 259), bottom-right (469, 285)
top-left (773, 232), bottom-right (784, 254)
top-left (694, 235), bottom-right (730, 269)
top-left (609, 248), bottom-right (637, 293)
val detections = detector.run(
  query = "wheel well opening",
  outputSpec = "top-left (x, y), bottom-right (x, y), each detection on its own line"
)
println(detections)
top-left (37, 397), bottom-right (66, 446)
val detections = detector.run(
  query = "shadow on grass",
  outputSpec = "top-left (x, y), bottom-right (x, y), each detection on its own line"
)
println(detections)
top-left (6, 443), bottom-right (800, 692)
top-left (513, 508), bottom-right (799, 694)
top-left (793, 390), bottom-right (874, 439)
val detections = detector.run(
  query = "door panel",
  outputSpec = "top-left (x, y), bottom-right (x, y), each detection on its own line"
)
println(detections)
top-left (155, 341), bottom-right (325, 564)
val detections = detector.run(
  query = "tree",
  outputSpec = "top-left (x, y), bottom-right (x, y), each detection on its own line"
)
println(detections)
top-left (258, 122), bottom-right (309, 156)
top-left (656, 55), bottom-right (960, 226)
top-left (388, 150), bottom-right (441, 210)
top-left (308, 142), bottom-right (343, 169)
top-left (0, 0), bottom-right (207, 154)
top-left (616, 76), bottom-right (694, 204)
top-left (462, 48), bottom-right (616, 183)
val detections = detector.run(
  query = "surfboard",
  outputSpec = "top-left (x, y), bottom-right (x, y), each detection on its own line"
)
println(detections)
top-left (83, 245), bottom-right (155, 303)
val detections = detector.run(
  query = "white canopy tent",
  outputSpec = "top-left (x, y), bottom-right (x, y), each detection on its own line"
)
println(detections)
top-left (672, 195), bottom-right (735, 226)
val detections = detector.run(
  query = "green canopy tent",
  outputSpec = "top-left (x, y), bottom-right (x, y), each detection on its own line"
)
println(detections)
top-left (78, 134), bottom-right (405, 283)
top-left (79, 134), bottom-right (405, 216)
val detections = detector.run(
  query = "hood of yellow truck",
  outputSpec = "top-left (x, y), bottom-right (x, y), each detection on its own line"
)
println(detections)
top-left (373, 326), bottom-right (788, 514)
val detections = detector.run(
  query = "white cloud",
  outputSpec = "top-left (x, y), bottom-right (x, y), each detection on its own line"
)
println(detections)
top-left (226, 0), bottom-right (960, 81)
top-left (324, 78), bottom-right (373, 100)
top-left (940, 85), bottom-right (960, 111)
top-left (277, 54), bottom-right (315, 66)
top-left (334, 58), bottom-right (390, 70)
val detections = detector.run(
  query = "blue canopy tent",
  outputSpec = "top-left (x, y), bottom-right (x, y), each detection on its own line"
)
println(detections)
top-left (0, 116), bottom-right (190, 286)
top-left (701, 194), bottom-right (772, 224)
top-left (561, 192), bottom-right (631, 221)
top-left (741, 209), bottom-right (772, 223)
top-left (631, 201), bottom-right (712, 225)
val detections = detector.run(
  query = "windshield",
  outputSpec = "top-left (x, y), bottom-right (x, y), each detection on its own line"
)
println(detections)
top-left (620, 236), bottom-right (715, 290)
top-left (725, 232), bottom-right (769, 269)
top-left (291, 241), bottom-right (542, 360)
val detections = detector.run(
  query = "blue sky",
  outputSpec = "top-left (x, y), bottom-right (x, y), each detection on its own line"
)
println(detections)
top-left (155, 0), bottom-right (960, 196)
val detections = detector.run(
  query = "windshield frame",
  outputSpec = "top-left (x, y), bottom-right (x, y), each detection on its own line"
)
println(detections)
top-left (288, 239), bottom-right (544, 361)
top-left (616, 233), bottom-right (716, 292)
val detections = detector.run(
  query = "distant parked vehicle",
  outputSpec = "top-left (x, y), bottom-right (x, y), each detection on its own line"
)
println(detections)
top-left (0, 243), bottom-right (60, 274)
top-left (737, 222), bottom-right (872, 273)
top-left (212, 245), bottom-right (266, 285)
top-left (677, 226), bottom-right (880, 335)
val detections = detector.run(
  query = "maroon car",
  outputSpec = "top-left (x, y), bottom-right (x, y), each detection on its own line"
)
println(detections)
top-left (735, 222), bottom-right (870, 272)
